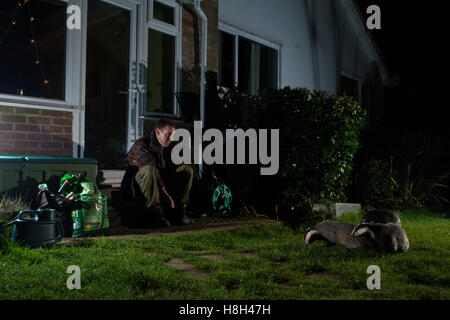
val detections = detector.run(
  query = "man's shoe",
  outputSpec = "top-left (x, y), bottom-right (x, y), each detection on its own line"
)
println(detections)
top-left (172, 204), bottom-right (194, 226)
top-left (154, 214), bottom-right (171, 228)
top-left (149, 206), bottom-right (170, 228)
top-left (180, 214), bottom-right (193, 225)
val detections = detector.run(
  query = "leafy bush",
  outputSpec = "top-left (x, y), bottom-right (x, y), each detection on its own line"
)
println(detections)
top-left (362, 157), bottom-right (449, 211)
top-left (348, 131), bottom-right (450, 212)
top-left (208, 86), bottom-right (366, 221)
top-left (280, 193), bottom-right (334, 231)
top-left (363, 158), bottom-right (400, 209)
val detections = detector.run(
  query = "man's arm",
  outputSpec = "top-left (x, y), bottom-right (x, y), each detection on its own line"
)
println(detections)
top-left (155, 166), bottom-right (174, 208)
top-left (160, 185), bottom-right (175, 208)
top-left (126, 139), bottom-right (152, 166)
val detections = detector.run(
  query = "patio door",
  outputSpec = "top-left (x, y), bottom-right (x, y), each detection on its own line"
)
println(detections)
top-left (84, 0), bottom-right (138, 170)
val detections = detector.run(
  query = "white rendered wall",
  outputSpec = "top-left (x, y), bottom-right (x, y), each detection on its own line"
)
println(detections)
top-left (218, 0), bottom-right (383, 94)
top-left (219, 0), bottom-right (316, 90)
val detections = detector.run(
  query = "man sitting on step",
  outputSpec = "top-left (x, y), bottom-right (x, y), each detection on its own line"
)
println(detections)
top-left (121, 118), bottom-right (194, 227)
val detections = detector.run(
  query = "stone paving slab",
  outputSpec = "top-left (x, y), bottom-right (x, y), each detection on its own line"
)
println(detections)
top-left (166, 258), bottom-right (211, 279)
top-left (201, 254), bottom-right (227, 262)
top-left (235, 252), bottom-right (258, 258)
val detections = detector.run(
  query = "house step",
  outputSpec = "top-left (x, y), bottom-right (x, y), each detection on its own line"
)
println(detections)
top-left (100, 186), bottom-right (121, 201)
top-left (98, 170), bottom-right (125, 188)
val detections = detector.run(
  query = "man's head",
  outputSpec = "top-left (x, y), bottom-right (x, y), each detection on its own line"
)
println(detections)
top-left (155, 118), bottom-right (176, 147)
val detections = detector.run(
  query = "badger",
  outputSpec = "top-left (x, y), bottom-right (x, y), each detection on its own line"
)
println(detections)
top-left (351, 222), bottom-right (409, 253)
top-left (360, 209), bottom-right (401, 225)
top-left (304, 220), bottom-right (375, 250)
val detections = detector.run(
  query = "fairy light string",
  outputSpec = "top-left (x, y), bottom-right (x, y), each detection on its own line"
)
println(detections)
top-left (26, 0), bottom-right (54, 96)
top-left (0, 2), bottom-right (20, 44)
top-left (1, 0), bottom-right (54, 96)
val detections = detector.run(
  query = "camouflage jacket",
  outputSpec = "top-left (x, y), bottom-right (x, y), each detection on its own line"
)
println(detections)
top-left (124, 131), bottom-right (166, 189)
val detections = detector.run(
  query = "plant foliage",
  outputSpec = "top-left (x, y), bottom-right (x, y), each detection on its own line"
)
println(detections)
top-left (209, 86), bottom-right (366, 221)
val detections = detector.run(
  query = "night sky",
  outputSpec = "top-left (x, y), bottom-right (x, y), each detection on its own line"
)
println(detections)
top-left (355, 0), bottom-right (448, 135)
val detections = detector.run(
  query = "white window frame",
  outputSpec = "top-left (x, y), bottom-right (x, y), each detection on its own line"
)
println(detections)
top-left (0, 0), bottom-right (86, 158)
top-left (0, 0), bottom-right (83, 112)
top-left (141, 0), bottom-right (182, 119)
top-left (218, 22), bottom-right (281, 91)
top-left (0, 0), bottom-right (144, 158)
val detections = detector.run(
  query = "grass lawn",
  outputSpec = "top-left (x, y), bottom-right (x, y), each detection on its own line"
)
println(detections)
top-left (0, 208), bottom-right (448, 300)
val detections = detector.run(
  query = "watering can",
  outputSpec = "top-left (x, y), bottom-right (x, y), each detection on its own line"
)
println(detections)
top-left (1, 209), bottom-right (64, 249)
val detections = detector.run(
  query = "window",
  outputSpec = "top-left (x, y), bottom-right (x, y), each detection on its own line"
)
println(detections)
top-left (153, 1), bottom-right (174, 25)
top-left (218, 27), bottom-right (279, 95)
top-left (339, 75), bottom-right (360, 102)
top-left (0, 0), bottom-right (67, 100)
top-left (238, 37), bottom-right (278, 94)
top-left (259, 43), bottom-right (279, 91)
top-left (218, 30), bottom-right (235, 88)
top-left (146, 0), bottom-right (180, 116)
top-left (147, 29), bottom-right (175, 114)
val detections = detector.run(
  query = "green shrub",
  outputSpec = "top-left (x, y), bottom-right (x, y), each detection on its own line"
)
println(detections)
top-left (210, 86), bottom-right (366, 221)
top-left (355, 157), bottom-right (449, 212)
top-left (349, 131), bottom-right (450, 212)
top-left (363, 158), bottom-right (401, 209)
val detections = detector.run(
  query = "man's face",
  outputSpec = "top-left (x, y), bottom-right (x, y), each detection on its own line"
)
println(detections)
top-left (155, 125), bottom-right (175, 147)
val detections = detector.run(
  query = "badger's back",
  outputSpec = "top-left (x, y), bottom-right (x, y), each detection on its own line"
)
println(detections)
top-left (379, 223), bottom-right (410, 253)
top-left (304, 220), bottom-right (373, 250)
top-left (361, 209), bottom-right (401, 225)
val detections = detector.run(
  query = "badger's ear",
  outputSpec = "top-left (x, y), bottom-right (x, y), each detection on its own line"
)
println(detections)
top-left (351, 223), bottom-right (364, 236)
top-left (364, 222), bottom-right (385, 233)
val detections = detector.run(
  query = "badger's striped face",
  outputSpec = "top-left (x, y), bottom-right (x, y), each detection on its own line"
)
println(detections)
top-left (304, 229), bottom-right (318, 245)
top-left (351, 223), bottom-right (376, 239)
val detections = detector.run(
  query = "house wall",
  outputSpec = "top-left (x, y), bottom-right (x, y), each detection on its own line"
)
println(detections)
top-left (178, 0), bottom-right (219, 102)
top-left (1, 0), bottom-right (386, 162)
top-left (218, 0), bottom-right (384, 95)
top-left (313, 0), bottom-right (380, 91)
top-left (182, 0), bottom-right (219, 74)
top-left (0, 106), bottom-right (73, 156)
top-left (219, 0), bottom-right (316, 90)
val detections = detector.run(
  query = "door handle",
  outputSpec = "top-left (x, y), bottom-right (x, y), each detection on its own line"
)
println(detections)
top-left (119, 88), bottom-right (145, 94)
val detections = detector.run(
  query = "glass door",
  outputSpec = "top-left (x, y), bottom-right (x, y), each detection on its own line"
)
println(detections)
top-left (84, 0), bottom-right (137, 170)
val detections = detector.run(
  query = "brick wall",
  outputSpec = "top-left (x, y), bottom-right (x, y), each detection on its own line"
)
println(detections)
top-left (0, 106), bottom-right (73, 156)
top-left (182, 0), bottom-right (219, 82)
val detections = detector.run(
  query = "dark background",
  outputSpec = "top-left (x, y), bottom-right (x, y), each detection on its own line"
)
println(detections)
top-left (348, 1), bottom-right (449, 210)
top-left (355, 0), bottom-right (448, 135)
